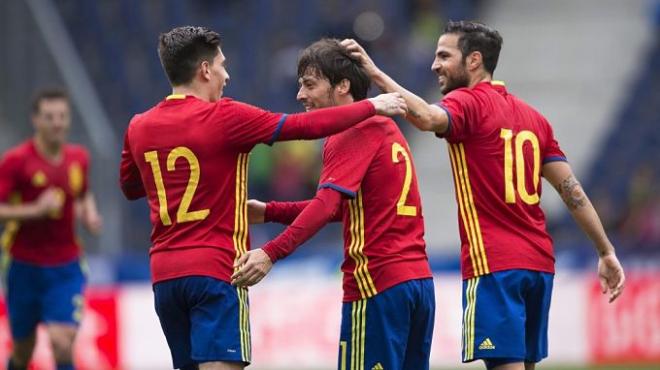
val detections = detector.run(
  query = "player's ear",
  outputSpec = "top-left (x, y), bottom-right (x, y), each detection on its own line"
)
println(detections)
top-left (337, 79), bottom-right (351, 96)
top-left (466, 51), bottom-right (483, 72)
top-left (199, 60), bottom-right (211, 82)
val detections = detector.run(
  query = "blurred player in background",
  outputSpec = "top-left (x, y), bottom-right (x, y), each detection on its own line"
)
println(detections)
top-left (233, 38), bottom-right (435, 370)
top-left (0, 88), bottom-right (102, 370)
top-left (342, 20), bottom-right (625, 370)
top-left (119, 26), bottom-right (406, 370)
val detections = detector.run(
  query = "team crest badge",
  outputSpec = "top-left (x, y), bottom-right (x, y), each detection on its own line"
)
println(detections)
top-left (31, 170), bottom-right (47, 187)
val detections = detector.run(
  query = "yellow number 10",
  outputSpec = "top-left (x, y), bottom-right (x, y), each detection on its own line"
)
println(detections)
top-left (500, 129), bottom-right (540, 205)
top-left (144, 147), bottom-right (210, 226)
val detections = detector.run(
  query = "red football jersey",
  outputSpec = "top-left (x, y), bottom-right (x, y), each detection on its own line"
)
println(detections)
top-left (0, 140), bottom-right (89, 266)
top-left (120, 95), bottom-right (285, 284)
top-left (437, 81), bottom-right (566, 279)
top-left (318, 116), bottom-right (432, 302)
top-left (120, 95), bottom-right (377, 284)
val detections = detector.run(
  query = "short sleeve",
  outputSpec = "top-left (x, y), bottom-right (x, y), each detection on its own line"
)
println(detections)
top-left (221, 99), bottom-right (286, 149)
top-left (0, 151), bottom-right (20, 202)
top-left (436, 89), bottom-right (481, 142)
top-left (540, 118), bottom-right (567, 164)
top-left (318, 122), bottom-right (383, 198)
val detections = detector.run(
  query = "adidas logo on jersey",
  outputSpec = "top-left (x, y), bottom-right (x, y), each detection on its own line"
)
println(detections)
top-left (478, 338), bottom-right (496, 350)
top-left (371, 363), bottom-right (384, 370)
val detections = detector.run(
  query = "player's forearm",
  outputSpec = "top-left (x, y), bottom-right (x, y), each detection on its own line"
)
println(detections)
top-left (556, 176), bottom-right (615, 257)
top-left (265, 200), bottom-right (312, 224)
top-left (262, 189), bottom-right (341, 262)
top-left (371, 69), bottom-right (448, 133)
top-left (81, 192), bottom-right (99, 216)
top-left (277, 100), bottom-right (375, 141)
top-left (0, 203), bottom-right (43, 222)
top-left (80, 192), bottom-right (101, 225)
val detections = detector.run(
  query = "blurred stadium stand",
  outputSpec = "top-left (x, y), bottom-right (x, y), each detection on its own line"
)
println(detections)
top-left (552, 25), bottom-right (660, 266)
top-left (1, 0), bottom-right (658, 285)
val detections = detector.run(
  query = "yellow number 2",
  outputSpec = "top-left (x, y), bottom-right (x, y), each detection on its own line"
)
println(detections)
top-left (144, 147), bottom-right (210, 226)
top-left (499, 129), bottom-right (540, 205)
top-left (391, 142), bottom-right (417, 216)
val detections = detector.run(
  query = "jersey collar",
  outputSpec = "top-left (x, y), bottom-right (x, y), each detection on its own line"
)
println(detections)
top-left (165, 94), bottom-right (187, 100)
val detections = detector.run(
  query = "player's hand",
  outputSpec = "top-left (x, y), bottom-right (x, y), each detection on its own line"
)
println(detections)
top-left (247, 199), bottom-right (266, 224)
top-left (598, 253), bottom-right (625, 303)
top-left (231, 249), bottom-right (273, 287)
top-left (369, 92), bottom-right (407, 117)
top-left (340, 39), bottom-right (380, 77)
top-left (35, 188), bottom-right (64, 218)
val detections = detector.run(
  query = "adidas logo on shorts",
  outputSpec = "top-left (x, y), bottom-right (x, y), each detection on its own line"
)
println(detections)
top-left (478, 338), bottom-right (496, 350)
top-left (371, 362), bottom-right (384, 370)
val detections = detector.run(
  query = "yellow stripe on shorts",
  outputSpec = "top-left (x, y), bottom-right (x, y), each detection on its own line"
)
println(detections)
top-left (463, 277), bottom-right (480, 361)
top-left (350, 299), bottom-right (367, 370)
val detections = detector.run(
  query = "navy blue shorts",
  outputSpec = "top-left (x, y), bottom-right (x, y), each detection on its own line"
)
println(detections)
top-left (338, 278), bottom-right (435, 370)
top-left (153, 276), bottom-right (250, 369)
top-left (462, 269), bottom-right (553, 365)
top-left (5, 259), bottom-right (85, 339)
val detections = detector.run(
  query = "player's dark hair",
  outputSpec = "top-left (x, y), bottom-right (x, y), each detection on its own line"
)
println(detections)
top-left (31, 87), bottom-right (70, 115)
top-left (443, 20), bottom-right (503, 75)
top-left (158, 26), bottom-right (222, 86)
top-left (297, 38), bottom-right (371, 101)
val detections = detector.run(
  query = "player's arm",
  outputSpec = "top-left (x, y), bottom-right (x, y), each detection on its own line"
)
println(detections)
top-left (0, 188), bottom-right (62, 222)
top-left (76, 191), bottom-right (102, 235)
top-left (0, 152), bottom-right (62, 222)
top-left (341, 39), bottom-right (449, 134)
top-left (247, 199), bottom-right (342, 225)
top-left (227, 94), bottom-right (405, 148)
top-left (231, 188), bottom-right (342, 287)
top-left (543, 161), bottom-right (625, 302)
top-left (119, 130), bottom-right (146, 200)
top-left (273, 93), bottom-right (406, 143)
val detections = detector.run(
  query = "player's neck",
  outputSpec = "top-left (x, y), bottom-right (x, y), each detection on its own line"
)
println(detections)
top-left (334, 96), bottom-right (354, 107)
top-left (468, 72), bottom-right (492, 89)
top-left (171, 84), bottom-right (214, 102)
top-left (33, 135), bottom-right (63, 163)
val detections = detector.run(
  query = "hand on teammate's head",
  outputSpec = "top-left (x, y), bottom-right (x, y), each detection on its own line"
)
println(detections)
top-left (340, 39), bottom-right (379, 78)
top-left (369, 92), bottom-right (407, 117)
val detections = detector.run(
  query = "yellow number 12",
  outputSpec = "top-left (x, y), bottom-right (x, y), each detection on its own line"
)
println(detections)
top-left (144, 147), bottom-right (210, 226)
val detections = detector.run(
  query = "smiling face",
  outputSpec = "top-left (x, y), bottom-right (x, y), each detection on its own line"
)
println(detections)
top-left (296, 68), bottom-right (339, 111)
top-left (32, 98), bottom-right (71, 148)
top-left (431, 33), bottom-right (471, 94)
